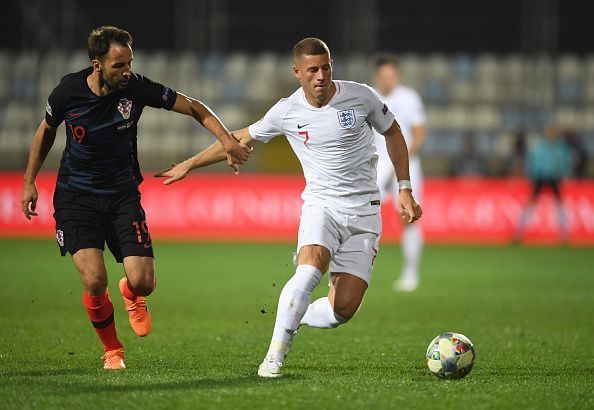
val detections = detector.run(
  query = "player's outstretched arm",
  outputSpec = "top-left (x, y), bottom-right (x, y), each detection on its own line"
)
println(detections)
top-left (383, 120), bottom-right (423, 223)
top-left (171, 92), bottom-right (251, 168)
top-left (155, 128), bottom-right (256, 185)
top-left (22, 120), bottom-right (58, 219)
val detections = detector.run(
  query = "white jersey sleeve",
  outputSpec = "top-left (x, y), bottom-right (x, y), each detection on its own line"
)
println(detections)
top-left (360, 84), bottom-right (395, 134)
top-left (248, 98), bottom-right (291, 143)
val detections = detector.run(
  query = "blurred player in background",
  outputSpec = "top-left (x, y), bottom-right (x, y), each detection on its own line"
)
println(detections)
top-left (450, 132), bottom-right (488, 177)
top-left (21, 26), bottom-right (250, 370)
top-left (373, 55), bottom-right (427, 292)
top-left (502, 131), bottom-right (527, 177)
top-left (563, 129), bottom-right (588, 179)
top-left (157, 38), bottom-right (422, 378)
top-left (514, 125), bottom-right (571, 244)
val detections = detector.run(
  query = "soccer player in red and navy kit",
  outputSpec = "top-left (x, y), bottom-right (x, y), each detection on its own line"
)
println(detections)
top-left (21, 26), bottom-right (251, 369)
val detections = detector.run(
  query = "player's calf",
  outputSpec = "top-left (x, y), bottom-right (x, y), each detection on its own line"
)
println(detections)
top-left (332, 299), bottom-right (360, 321)
top-left (73, 256), bottom-right (128, 369)
top-left (329, 272), bottom-right (366, 318)
top-left (82, 290), bottom-right (124, 361)
top-left (301, 272), bottom-right (366, 329)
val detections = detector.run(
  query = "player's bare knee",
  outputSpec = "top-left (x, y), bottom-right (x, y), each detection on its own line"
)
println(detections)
top-left (83, 276), bottom-right (108, 295)
top-left (130, 279), bottom-right (154, 296)
top-left (298, 245), bottom-right (331, 272)
top-left (128, 271), bottom-right (155, 296)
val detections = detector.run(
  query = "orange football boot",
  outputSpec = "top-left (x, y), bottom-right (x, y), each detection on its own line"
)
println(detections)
top-left (102, 348), bottom-right (126, 370)
top-left (119, 277), bottom-right (151, 337)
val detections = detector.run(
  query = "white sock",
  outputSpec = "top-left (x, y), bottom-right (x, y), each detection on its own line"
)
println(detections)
top-left (301, 297), bottom-right (349, 329)
top-left (266, 264), bottom-right (323, 362)
top-left (401, 224), bottom-right (423, 282)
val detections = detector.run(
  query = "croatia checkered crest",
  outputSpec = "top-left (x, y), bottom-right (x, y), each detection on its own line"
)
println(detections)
top-left (117, 98), bottom-right (133, 120)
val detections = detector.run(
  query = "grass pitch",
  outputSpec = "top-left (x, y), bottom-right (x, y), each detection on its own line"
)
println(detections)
top-left (0, 239), bottom-right (593, 409)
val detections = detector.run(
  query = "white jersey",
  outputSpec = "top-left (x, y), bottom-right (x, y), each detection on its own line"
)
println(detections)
top-left (373, 85), bottom-right (426, 149)
top-left (248, 80), bottom-right (395, 215)
top-left (373, 84), bottom-right (426, 198)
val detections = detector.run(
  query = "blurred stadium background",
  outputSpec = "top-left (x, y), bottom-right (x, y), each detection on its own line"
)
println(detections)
top-left (0, 0), bottom-right (592, 243)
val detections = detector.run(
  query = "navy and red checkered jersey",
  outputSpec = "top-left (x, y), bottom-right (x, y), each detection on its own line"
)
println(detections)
top-left (45, 67), bottom-right (177, 194)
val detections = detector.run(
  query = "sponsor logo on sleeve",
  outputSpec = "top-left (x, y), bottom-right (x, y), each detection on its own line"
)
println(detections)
top-left (46, 101), bottom-right (53, 116)
top-left (117, 98), bottom-right (133, 119)
top-left (337, 109), bottom-right (356, 129)
top-left (162, 87), bottom-right (171, 101)
top-left (382, 104), bottom-right (388, 115)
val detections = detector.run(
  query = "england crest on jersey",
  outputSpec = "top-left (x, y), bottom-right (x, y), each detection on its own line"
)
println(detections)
top-left (117, 98), bottom-right (133, 120)
top-left (337, 109), bottom-right (356, 129)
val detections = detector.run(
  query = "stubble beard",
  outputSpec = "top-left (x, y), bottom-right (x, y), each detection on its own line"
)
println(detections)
top-left (315, 92), bottom-right (328, 104)
top-left (99, 72), bottom-right (116, 93)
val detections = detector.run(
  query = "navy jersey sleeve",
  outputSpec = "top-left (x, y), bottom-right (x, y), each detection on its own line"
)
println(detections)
top-left (45, 85), bottom-right (66, 127)
top-left (130, 73), bottom-right (177, 110)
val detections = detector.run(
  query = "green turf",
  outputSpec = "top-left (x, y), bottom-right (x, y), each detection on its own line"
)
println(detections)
top-left (0, 239), bottom-right (592, 409)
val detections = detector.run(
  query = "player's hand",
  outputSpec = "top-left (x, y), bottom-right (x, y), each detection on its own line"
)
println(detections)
top-left (397, 189), bottom-right (422, 224)
top-left (223, 137), bottom-right (251, 168)
top-left (226, 154), bottom-right (241, 175)
top-left (154, 162), bottom-right (191, 185)
top-left (21, 181), bottom-right (39, 220)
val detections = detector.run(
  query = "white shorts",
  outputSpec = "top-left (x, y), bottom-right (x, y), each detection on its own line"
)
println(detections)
top-left (376, 154), bottom-right (423, 204)
top-left (296, 203), bottom-right (382, 284)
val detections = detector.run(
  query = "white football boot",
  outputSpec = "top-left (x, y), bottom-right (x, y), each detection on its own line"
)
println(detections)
top-left (394, 277), bottom-right (419, 292)
top-left (258, 357), bottom-right (283, 378)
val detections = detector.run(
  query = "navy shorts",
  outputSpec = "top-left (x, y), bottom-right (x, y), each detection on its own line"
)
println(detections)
top-left (53, 188), bottom-right (154, 262)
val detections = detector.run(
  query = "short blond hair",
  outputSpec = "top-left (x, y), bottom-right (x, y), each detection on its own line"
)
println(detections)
top-left (292, 37), bottom-right (330, 59)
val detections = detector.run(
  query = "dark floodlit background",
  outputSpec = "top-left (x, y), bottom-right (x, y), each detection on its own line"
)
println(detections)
top-left (0, 0), bottom-right (592, 176)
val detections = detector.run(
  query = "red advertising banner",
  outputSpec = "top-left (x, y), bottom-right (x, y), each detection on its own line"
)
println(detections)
top-left (2, 172), bottom-right (593, 245)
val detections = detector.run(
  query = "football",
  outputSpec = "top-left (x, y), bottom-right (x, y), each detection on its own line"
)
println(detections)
top-left (426, 332), bottom-right (476, 379)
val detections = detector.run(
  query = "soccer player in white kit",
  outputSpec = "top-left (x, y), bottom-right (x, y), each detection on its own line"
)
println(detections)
top-left (373, 54), bottom-right (427, 292)
top-left (156, 38), bottom-right (422, 378)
